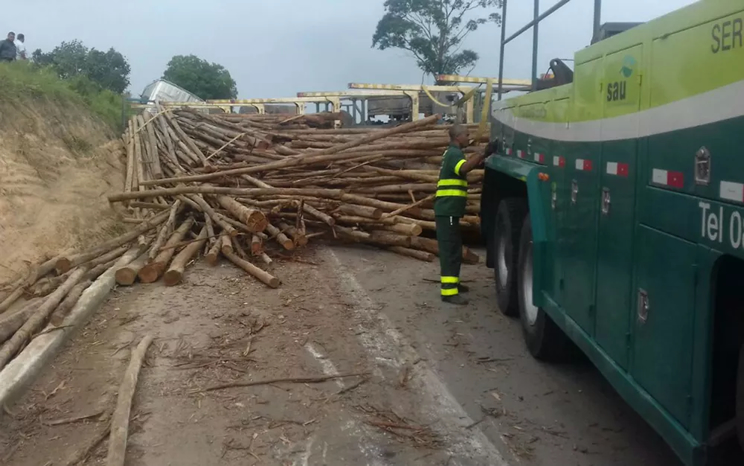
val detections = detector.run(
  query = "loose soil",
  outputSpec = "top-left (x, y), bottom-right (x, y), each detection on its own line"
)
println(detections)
top-left (0, 99), bottom-right (125, 285)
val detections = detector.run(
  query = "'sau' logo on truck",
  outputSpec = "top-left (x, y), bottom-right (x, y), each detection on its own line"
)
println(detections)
top-left (607, 56), bottom-right (636, 102)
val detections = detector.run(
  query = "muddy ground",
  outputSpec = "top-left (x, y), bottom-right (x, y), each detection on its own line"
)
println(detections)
top-left (0, 244), bottom-right (699, 465)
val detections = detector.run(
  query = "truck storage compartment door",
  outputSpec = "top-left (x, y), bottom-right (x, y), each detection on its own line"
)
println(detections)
top-left (559, 57), bottom-right (602, 335)
top-left (595, 43), bottom-right (643, 371)
top-left (632, 225), bottom-right (697, 429)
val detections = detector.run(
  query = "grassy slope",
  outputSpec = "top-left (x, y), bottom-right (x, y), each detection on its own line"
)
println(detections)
top-left (0, 61), bottom-right (125, 131)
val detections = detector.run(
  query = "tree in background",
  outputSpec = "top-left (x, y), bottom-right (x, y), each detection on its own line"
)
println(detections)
top-left (372, 0), bottom-right (502, 79)
top-left (162, 55), bottom-right (238, 100)
top-left (32, 40), bottom-right (131, 94)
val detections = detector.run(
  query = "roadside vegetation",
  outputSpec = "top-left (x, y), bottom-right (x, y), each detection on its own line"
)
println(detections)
top-left (0, 61), bottom-right (126, 131)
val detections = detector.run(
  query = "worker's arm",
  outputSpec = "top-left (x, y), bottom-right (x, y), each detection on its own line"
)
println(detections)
top-left (454, 141), bottom-right (497, 176)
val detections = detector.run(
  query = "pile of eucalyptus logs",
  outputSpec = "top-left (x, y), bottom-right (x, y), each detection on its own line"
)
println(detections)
top-left (107, 106), bottom-right (484, 288)
top-left (0, 109), bottom-right (488, 368)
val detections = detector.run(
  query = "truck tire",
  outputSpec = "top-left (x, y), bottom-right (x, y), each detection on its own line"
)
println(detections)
top-left (493, 198), bottom-right (528, 317)
top-left (518, 216), bottom-right (571, 361)
top-left (737, 345), bottom-right (744, 449)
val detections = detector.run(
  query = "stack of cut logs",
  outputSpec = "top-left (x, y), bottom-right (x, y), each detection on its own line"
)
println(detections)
top-left (0, 108), bottom-right (485, 371)
top-left (107, 107), bottom-right (484, 285)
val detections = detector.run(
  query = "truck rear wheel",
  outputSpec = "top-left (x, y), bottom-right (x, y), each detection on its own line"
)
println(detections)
top-left (518, 216), bottom-right (571, 361)
top-left (493, 198), bottom-right (527, 317)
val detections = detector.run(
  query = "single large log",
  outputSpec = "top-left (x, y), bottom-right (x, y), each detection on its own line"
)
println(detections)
top-left (148, 200), bottom-right (182, 261)
top-left (0, 299), bottom-right (42, 345)
top-left (368, 231), bottom-right (412, 248)
top-left (56, 210), bottom-right (170, 273)
top-left (337, 204), bottom-right (382, 220)
top-left (144, 114), bottom-right (163, 179)
top-left (379, 223), bottom-right (423, 237)
top-left (106, 334), bottom-right (154, 466)
top-left (387, 246), bottom-right (435, 262)
top-left (250, 235), bottom-right (263, 256)
top-left (138, 217), bottom-right (195, 283)
top-left (265, 223), bottom-right (294, 250)
top-left (409, 237), bottom-right (480, 264)
top-left (0, 268), bottom-right (87, 371)
top-left (124, 119), bottom-right (136, 193)
top-left (163, 227), bottom-right (208, 286)
top-left (205, 232), bottom-right (226, 266)
top-left (277, 222), bottom-right (308, 247)
top-left (223, 250), bottom-right (281, 288)
top-left (48, 280), bottom-right (91, 327)
top-left (215, 195), bottom-right (268, 233)
top-left (187, 194), bottom-right (238, 237)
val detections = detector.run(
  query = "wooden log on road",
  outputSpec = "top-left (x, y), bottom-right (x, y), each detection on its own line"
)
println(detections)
top-left (387, 246), bottom-right (435, 262)
top-left (223, 250), bottom-right (281, 288)
top-left (215, 195), bottom-right (268, 233)
top-left (0, 268), bottom-right (88, 371)
top-left (106, 334), bottom-right (154, 466)
top-left (138, 217), bottom-right (195, 283)
top-left (115, 252), bottom-right (150, 286)
top-left (55, 210), bottom-right (170, 273)
top-left (163, 227), bottom-right (208, 286)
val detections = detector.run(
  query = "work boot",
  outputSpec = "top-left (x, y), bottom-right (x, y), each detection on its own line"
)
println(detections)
top-left (458, 283), bottom-right (470, 293)
top-left (442, 294), bottom-right (469, 305)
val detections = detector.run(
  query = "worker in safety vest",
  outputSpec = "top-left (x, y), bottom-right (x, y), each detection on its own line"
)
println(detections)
top-left (435, 124), bottom-right (495, 305)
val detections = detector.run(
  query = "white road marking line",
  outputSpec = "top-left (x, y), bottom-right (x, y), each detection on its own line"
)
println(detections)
top-left (305, 343), bottom-right (344, 388)
top-left (325, 249), bottom-right (511, 466)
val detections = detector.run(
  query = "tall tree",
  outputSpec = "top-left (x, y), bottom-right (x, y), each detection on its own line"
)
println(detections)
top-left (32, 40), bottom-right (131, 93)
top-left (162, 55), bottom-right (238, 100)
top-left (372, 0), bottom-right (502, 79)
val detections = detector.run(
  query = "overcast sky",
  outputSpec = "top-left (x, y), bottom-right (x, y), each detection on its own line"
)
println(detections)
top-left (8, 0), bottom-right (697, 98)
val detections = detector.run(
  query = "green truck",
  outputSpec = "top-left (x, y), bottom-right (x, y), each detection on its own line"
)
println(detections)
top-left (481, 1), bottom-right (744, 464)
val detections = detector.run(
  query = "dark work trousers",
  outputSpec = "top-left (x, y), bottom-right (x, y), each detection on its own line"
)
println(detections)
top-left (435, 216), bottom-right (462, 297)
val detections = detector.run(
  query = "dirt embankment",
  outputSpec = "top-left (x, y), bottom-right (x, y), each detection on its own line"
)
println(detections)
top-left (0, 95), bottom-right (125, 284)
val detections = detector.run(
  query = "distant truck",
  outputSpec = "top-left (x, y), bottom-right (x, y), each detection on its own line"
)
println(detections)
top-left (138, 79), bottom-right (204, 106)
top-left (482, 1), bottom-right (744, 465)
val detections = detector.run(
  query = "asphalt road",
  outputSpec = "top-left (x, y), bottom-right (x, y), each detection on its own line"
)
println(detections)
top-left (328, 244), bottom-right (686, 466)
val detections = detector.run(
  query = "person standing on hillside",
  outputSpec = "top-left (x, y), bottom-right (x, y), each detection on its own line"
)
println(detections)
top-left (435, 124), bottom-right (494, 305)
top-left (15, 34), bottom-right (26, 60)
top-left (0, 32), bottom-right (17, 62)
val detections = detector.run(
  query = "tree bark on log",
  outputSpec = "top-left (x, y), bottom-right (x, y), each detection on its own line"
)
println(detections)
top-left (124, 119), bottom-right (136, 193)
top-left (106, 334), bottom-right (154, 466)
top-left (115, 252), bottom-right (150, 286)
top-left (205, 233), bottom-right (225, 266)
top-left (277, 222), bottom-right (307, 247)
top-left (163, 227), bottom-right (208, 286)
top-left (250, 235), bottom-right (263, 256)
top-left (138, 217), bottom-right (195, 283)
top-left (187, 194), bottom-right (238, 237)
top-left (144, 115), bottom-right (163, 179)
top-left (387, 246), bottom-right (435, 262)
top-left (56, 210), bottom-right (170, 273)
top-left (148, 200), bottom-right (182, 261)
top-left (108, 187), bottom-right (343, 203)
top-left (48, 280), bottom-right (91, 327)
top-left (408, 237), bottom-right (480, 264)
top-left (265, 223), bottom-right (294, 250)
top-left (337, 204), bottom-right (382, 220)
top-left (0, 268), bottom-right (87, 371)
top-left (137, 115), bottom-right (441, 187)
top-left (215, 195), bottom-right (268, 233)
top-left (223, 250), bottom-right (281, 288)
top-left (0, 299), bottom-right (41, 345)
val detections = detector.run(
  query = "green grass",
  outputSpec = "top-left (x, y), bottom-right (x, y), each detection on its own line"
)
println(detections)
top-left (0, 61), bottom-right (127, 131)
